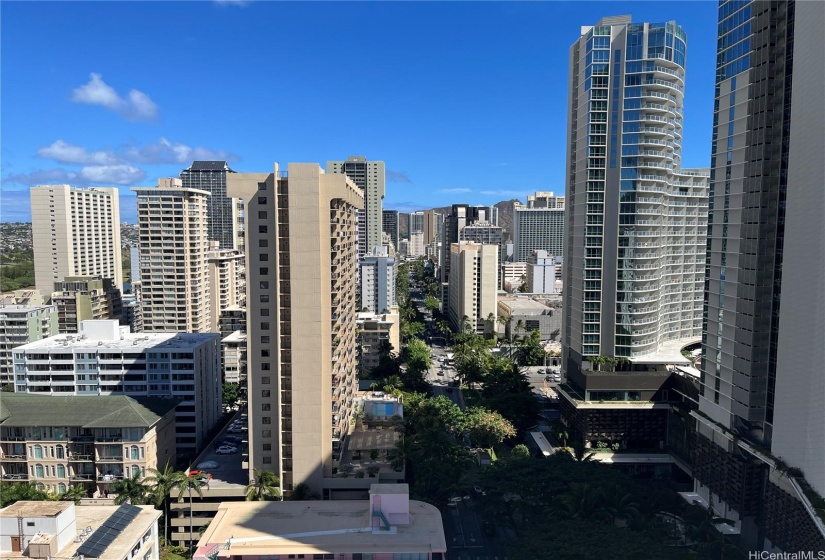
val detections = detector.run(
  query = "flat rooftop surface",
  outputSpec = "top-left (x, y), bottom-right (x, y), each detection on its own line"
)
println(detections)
top-left (196, 499), bottom-right (446, 556)
top-left (0, 304), bottom-right (52, 314)
top-left (16, 331), bottom-right (217, 351)
top-left (0, 501), bottom-right (71, 518)
top-left (0, 504), bottom-right (160, 560)
top-left (499, 298), bottom-right (552, 313)
top-left (629, 338), bottom-right (699, 365)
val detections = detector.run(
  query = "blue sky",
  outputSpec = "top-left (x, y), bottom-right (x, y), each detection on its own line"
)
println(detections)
top-left (1, 1), bottom-right (718, 223)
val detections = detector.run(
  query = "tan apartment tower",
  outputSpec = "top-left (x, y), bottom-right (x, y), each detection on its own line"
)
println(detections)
top-left (228, 163), bottom-right (363, 494)
top-left (447, 242), bottom-right (498, 334)
top-left (31, 185), bottom-right (122, 299)
top-left (326, 157), bottom-right (384, 260)
top-left (132, 178), bottom-right (211, 333)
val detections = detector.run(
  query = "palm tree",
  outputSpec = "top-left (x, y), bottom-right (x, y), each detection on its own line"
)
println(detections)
top-left (59, 484), bottom-right (88, 504)
top-left (288, 482), bottom-right (319, 501)
top-left (144, 463), bottom-right (187, 546)
top-left (570, 442), bottom-right (597, 463)
top-left (177, 473), bottom-right (208, 548)
top-left (245, 469), bottom-right (282, 501)
top-left (111, 472), bottom-right (149, 505)
top-left (589, 355), bottom-right (604, 372)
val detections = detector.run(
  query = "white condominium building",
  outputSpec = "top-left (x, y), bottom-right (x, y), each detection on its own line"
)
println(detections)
top-left (12, 320), bottom-right (221, 461)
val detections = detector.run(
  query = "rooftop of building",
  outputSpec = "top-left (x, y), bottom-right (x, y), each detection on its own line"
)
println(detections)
top-left (195, 494), bottom-right (445, 557)
top-left (184, 160), bottom-right (233, 172)
top-left (0, 502), bottom-right (160, 560)
top-left (0, 303), bottom-right (54, 315)
top-left (15, 320), bottom-right (217, 352)
top-left (629, 338), bottom-right (697, 365)
top-left (0, 394), bottom-right (180, 428)
top-left (498, 297), bottom-right (554, 314)
top-left (221, 330), bottom-right (247, 343)
top-left (0, 501), bottom-right (72, 518)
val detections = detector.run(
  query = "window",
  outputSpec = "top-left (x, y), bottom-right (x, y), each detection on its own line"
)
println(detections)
top-left (259, 239), bottom-right (268, 247)
top-left (258, 211), bottom-right (267, 219)
top-left (261, 349), bottom-right (270, 357)
top-left (35, 464), bottom-right (44, 478)
top-left (260, 281), bottom-right (269, 290)
top-left (55, 445), bottom-right (64, 459)
top-left (261, 376), bottom-right (270, 384)
top-left (32, 445), bottom-right (43, 459)
top-left (56, 464), bottom-right (66, 478)
top-left (263, 456), bottom-right (272, 464)
top-left (131, 446), bottom-right (140, 460)
top-left (262, 417), bottom-right (271, 424)
top-left (258, 196), bottom-right (267, 204)
top-left (261, 322), bottom-right (270, 330)
top-left (262, 390), bottom-right (271, 397)
top-left (259, 254), bottom-right (269, 261)
top-left (260, 267), bottom-right (269, 275)
top-left (258, 225), bottom-right (268, 233)
top-left (261, 336), bottom-right (270, 344)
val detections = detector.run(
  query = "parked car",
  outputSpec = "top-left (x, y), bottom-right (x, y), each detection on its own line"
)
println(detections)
top-left (228, 426), bottom-right (245, 434)
top-left (188, 470), bottom-right (212, 479)
top-left (215, 446), bottom-right (237, 455)
top-left (196, 461), bottom-right (218, 470)
top-left (223, 436), bottom-right (242, 444)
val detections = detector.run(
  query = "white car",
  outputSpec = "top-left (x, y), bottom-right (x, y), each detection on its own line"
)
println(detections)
top-left (215, 446), bottom-right (237, 455)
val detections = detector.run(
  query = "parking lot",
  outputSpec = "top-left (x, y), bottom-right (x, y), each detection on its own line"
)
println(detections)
top-left (186, 410), bottom-right (249, 489)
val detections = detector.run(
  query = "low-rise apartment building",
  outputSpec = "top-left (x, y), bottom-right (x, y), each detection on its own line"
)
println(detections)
top-left (0, 394), bottom-right (177, 498)
top-left (12, 319), bottom-right (220, 463)
top-left (192, 484), bottom-right (446, 560)
top-left (0, 501), bottom-right (160, 560)
top-left (356, 312), bottom-right (400, 376)
top-left (0, 304), bottom-right (57, 386)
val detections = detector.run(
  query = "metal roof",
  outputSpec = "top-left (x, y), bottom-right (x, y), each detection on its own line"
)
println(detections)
top-left (0, 395), bottom-right (179, 428)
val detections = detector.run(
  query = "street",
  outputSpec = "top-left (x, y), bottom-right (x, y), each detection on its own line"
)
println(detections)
top-left (409, 274), bottom-right (510, 559)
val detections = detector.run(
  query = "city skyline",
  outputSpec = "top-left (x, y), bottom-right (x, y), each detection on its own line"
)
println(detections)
top-left (1, 1), bottom-right (717, 222)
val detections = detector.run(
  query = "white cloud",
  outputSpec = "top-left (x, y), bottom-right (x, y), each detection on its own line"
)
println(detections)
top-left (72, 73), bottom-right (158, 122)
top-left (439, 188), bottom-right (472, 194)
top-left (37, 140), bottom-right (120, 165)
top-left (36, 138), bottom-right (237, 168)
top-left (79, 165), bottom-right (146, 185)
top-left (123, 138), bottom-right (237, 164)
top-left (3, 168), bottom-right (80, 186)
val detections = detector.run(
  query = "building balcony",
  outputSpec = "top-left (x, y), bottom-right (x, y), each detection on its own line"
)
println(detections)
top-left (0, 454), bottom-right (27, 461)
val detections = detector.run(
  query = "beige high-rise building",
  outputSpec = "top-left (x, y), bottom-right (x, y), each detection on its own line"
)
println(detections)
top-left (133, 178), bottom-right (211, 333)
top-left (207, 244), bottom-right (245, 333)
top-left (447, 242), bottom-right (498, 333)
top-left (228, 163), bottom-right (363, 494)
top-left (31, 185), bottom-right (122, 299)
top-left (51, 276), bottom-right (122, 334)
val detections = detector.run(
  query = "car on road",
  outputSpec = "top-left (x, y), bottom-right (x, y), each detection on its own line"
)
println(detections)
top-left (215, 446), bottom-right (237, 455)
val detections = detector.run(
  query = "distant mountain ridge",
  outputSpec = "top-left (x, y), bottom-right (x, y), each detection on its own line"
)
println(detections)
top-left (397, 198), bottom-right (521, 241)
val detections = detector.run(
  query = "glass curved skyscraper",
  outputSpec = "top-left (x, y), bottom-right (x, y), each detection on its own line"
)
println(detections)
top-left (562, 16), bottom-right (709, 377)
